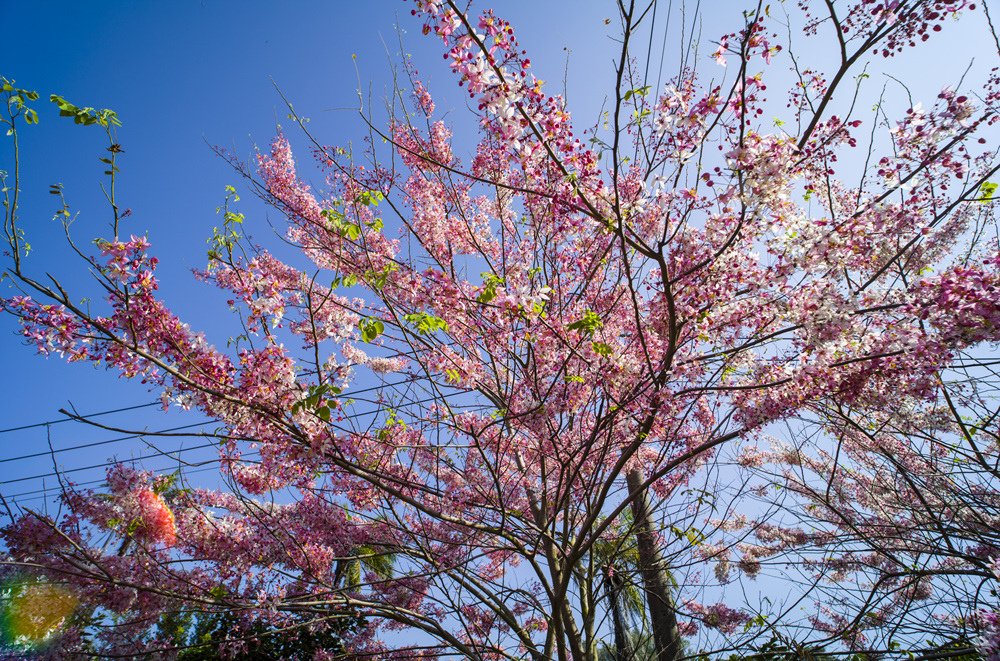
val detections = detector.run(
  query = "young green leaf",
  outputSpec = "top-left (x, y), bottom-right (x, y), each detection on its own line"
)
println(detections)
top-left (568, 310), bottom-right (603, 336)
top-left (403, 312), bottom-right (448, 335)
top-left (359, 318), bottom-right (385, 343)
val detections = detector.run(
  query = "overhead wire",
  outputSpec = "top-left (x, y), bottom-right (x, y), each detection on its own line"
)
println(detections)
top-left (5, 457), bottom-right (256, 504)
top-left (0, 422), bottom-right (211, 465)
top-left (0, 437), bottom-right (222, 486)
top-left (0, 401), bottom-right (161, 435)
top-left (0, 376), bottom-right (437, 465)
top-left (0, 383), bottom-right (473, 504)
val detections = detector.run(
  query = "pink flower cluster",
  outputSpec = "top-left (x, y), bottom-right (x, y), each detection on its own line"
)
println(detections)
top-left (686, 601), bottom-right (751, 635)
top-left (979, 610), bottom-right (1000, 660)
top-left (4, 296), bottom-right (87, 360)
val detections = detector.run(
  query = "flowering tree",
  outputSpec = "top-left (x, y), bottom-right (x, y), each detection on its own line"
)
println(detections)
top-left (2, 0), bottom-right (1000, 658)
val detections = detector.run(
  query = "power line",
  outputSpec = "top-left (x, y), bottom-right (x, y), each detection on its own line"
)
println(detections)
top-left (0, 376), bottom-right (447, 466)
top-left (0, 401), bottom-right (161, 435)
top-left (4, 455), bottom-right (258, 504)
top-left (5, 394), bottom-right (484, 505)
top-left (0, 421), bottom-right (211, 464)
top-left (0, 438), bottom-right (220, 486)
top-left (0, 387), bottom-right (473, 501)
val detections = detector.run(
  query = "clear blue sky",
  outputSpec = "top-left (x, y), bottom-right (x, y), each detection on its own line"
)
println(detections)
top-left (0, 0), bottom-right (990, 505)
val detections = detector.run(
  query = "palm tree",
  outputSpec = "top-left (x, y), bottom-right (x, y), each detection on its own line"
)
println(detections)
top-left (334, 543), bottom-right (395, 591)
top-left (592, 510), bottom-right (650, 661)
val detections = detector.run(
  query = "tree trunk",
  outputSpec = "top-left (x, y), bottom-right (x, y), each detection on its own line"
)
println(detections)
top-left (603, 565), bottom-right (634, 661)
top-left (626, 468), bottom-right (680, 661)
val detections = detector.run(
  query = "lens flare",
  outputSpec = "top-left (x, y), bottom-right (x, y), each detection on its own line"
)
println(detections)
top-left (0, 577), bottom-right (77, 655)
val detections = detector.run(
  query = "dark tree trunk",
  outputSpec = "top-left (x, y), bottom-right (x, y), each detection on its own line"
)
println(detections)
top-left (626, 468), bottom-right (680, 661)
top-left (603, 564), bottom-right (634, 661)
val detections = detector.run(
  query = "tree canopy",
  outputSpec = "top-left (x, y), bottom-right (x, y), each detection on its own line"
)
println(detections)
top-left (2, 0), bottom-right (1000, 658)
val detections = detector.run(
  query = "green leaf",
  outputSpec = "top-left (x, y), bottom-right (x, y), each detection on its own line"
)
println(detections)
top-left (476, 272), bottom-right (504, 304)
top-left (152, 472), bottom-right (179, 495)
top-left (670, 525), bottom-right (705, 546)
top-left (359, 318), bottom-right (384, 343)
top-left (342, 222), bottom-right (361, 240)
top-left (321, 207), bottom-right (361, 240)
top-left (366, 264), bottom-right (397, 291)
top-left (591, 341), bottom-right (612, 356)
top-left (568, 310), bottom-right (603, 336)
top-left (356, 190), bottom-right (384, 207)
top-left (49, 94), bottom-right (120, 128)
top-left (623, 85), bottom-right (651, 101)
top-left (292, 383), bottom-right (339, 418)
top-left (321, 207), bottom-right (344, 224)
top-left (403, 312), bottom-right (448, 335)
top-left (743, 613), bottom-right (768, 632)
top-left (377, 409), bottom-right (407, 441)
top-left (980, 181), bottom-right (998, 202)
